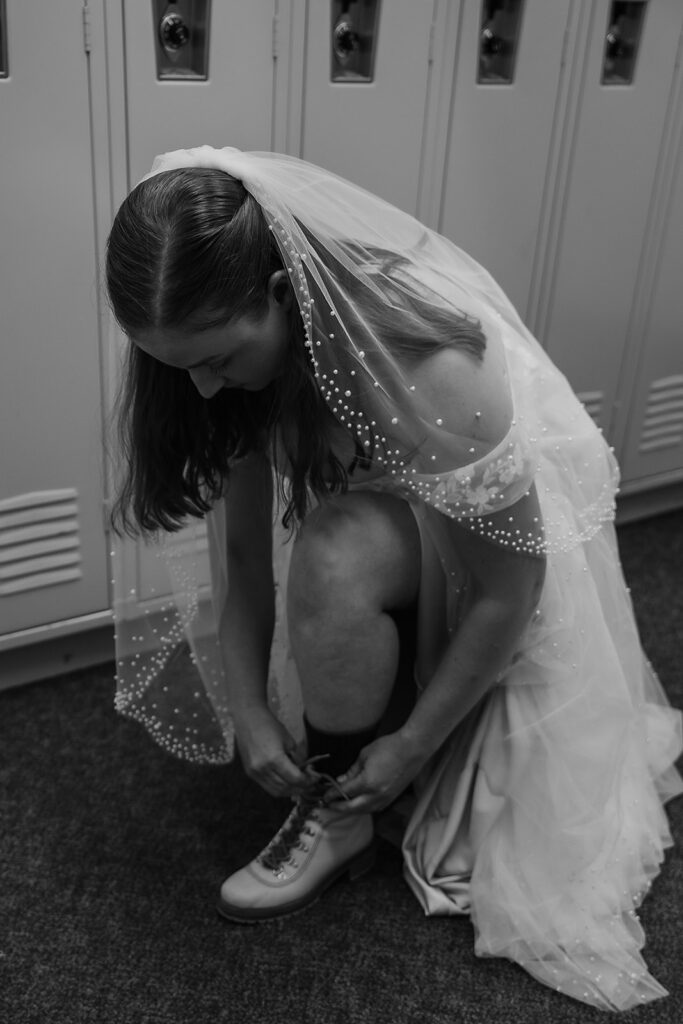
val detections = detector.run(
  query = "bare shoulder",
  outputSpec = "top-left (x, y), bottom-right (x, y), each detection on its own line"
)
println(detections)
top-left (409, 335), bottom-right (513, 446)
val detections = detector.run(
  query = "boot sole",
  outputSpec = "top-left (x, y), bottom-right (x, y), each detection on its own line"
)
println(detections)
top-left (216, 841), bottom-right (377, 924)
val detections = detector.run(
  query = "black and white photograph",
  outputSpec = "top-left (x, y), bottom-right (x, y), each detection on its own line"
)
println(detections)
top-left (1, 2), bottom-right (682, 1022)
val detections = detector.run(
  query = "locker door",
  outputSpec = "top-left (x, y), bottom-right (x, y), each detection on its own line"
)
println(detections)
top-left (439, 0), bottom-right (573, 319)
top-left (0, 0), bottom-right (109, 635)
top-left (619, 125), bottom-right (683, 486)
top-left (118, 2), bottom-right (278, 615)
top-left (300, 0), bottom-right (437, 214)
top-left (123, 0), bottom-right (276, 184)
top-left (538, 0), bottom-right (683, 436)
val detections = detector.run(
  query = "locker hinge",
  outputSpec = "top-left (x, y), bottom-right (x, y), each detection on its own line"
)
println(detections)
top-left (272, 13), bottom-right (279, 60)
top-left (82, 4), bottom-right (93, 55)
top-left (102, 498), bottom-right (113, 537)
top-left (427, 18), bottom-right (436, 65)
top-left (560, 27), bottom-right (569, 69)
top-left (606, 399), bottom-right (620, 442)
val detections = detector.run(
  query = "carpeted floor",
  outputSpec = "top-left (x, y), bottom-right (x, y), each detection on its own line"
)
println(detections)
top-left (1, 512), bottom-right (681, 1024)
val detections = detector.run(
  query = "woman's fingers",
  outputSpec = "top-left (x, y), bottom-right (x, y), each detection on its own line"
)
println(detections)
top-left (247, 759), bottom-right (306, 798)
top-left (325, 791), bottom-right (392, 815)
top-left (267, 754), bottom-right (311, 797)
top-left (330, 772), bottom-right (365, 800)
top-left (325, 794), bottom-right (369, 813)
top-left (323, 770), bottom-right (374, 811)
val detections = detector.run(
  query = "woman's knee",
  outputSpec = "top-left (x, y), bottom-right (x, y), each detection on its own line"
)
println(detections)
top-left (288, 501), bottom-right (366, 618)
top-left (287, 492), bottom-right (420, 621)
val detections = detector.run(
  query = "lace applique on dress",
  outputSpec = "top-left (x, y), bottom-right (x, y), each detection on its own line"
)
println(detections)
top-left (410, 428), bottom-right (534, 517)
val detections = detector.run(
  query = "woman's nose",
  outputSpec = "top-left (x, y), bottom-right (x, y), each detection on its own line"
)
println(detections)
top-left (188, 367), bottom-right (223, 399)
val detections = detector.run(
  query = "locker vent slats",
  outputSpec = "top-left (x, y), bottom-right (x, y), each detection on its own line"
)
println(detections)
top-left (577, 390), bottom-right (603, 427)
top-left (0, 489), bottom-right (83, 595)
top-left (638, 375), bottom-right (683, 453)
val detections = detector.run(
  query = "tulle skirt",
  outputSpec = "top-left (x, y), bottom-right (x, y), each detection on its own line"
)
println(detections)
top-left (392, 499), bottom-right (683, 1012)
top-left (225, 464), bottom-right (683, 1012)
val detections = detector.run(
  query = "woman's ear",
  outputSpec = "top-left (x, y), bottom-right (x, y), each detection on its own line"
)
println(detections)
top-left (267, 269), bottom-right (294, 311)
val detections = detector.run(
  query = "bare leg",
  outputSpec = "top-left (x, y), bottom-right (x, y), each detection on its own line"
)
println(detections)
top-left (287, 492), bottom-right (421, 732)
top-left (219, 494), bottom-right (419, 921)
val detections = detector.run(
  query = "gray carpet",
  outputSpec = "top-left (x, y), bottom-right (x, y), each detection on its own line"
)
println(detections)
top-left (1, 512), bottom-right (681, 1024)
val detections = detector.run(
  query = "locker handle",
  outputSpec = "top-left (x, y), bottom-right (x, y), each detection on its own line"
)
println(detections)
top-left (480, 27), bottom-right (506, 58)
top-left (333, 20), bottom-right (360, 65)
top-left (0, 0), bottom-right (8, 78)
top-left (160, 11), bottom-right (190, 53)
top-left (605, 27), bottom-right (633, 63)
top-left (330, 0), bottom-right (380, 83)
top-left (477, 0), bottom-right (525, 85)
top-left (601, 2), bottom-right (647, 86)
top-left (153, 0), bottom-right (210, 80)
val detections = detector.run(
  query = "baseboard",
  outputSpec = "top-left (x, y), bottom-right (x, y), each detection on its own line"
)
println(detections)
top-left (0, 624), bottom-right (115, 691)
top-left (616, 479), bottom-right (683, 525)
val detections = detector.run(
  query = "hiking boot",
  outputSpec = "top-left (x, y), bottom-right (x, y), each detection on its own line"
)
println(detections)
top-left (217, 784), bottom-right (375, 923)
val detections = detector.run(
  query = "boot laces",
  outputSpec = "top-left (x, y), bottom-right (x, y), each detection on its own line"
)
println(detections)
top-left (257, 756), bottom-right (349, 873)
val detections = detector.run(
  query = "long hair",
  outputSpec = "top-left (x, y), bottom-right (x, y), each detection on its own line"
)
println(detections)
top-left (106, 168), bottom-right (486, 536)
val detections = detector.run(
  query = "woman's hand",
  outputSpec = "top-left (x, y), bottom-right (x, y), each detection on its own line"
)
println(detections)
top-left (233, 705), bottom-right (309, 799)
top-left (325, 732), bottom-right (427, 815)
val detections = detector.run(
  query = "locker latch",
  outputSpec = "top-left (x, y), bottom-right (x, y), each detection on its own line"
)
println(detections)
top-left (331, 0), bottom-right (381, 83)
top-left (602, 1), bottom-right (648, 85)
top-left (0, 0), bottom-right (9, 78)
top-left (478, 0), bottom-right (526, 85)
top-left (153, 0), bottom-right (211, 81)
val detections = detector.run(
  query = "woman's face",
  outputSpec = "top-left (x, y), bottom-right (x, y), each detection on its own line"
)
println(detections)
top-left (132, 277), bottom-right (292, 398)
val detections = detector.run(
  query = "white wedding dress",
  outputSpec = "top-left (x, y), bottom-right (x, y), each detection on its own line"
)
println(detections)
top-left (112, 147), bottom-right (683, 1011)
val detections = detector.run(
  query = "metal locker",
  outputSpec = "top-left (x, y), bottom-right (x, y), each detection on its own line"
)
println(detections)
top-left (535, 0), bottom-right (683, 440)
top-left (618, 113), bottom-right (683, 489)
top-left (117, 1), bottom-right (280, 615)
top-left (298, 0), bottom-right (437, 214)
top-left (438, 0), bottom-right (573, 320)
top-left (123, 0), bottom-right (276, 184)
top-left (0, 0), bottom-right (109, 637)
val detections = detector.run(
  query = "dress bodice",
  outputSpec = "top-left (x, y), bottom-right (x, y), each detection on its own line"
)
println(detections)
top-left (395, 418), bottom-right (534, 516)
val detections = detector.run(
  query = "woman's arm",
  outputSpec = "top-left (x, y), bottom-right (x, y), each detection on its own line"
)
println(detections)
top-left (397, 332), bottom-right (544, 757)
top-left (218, 450), bottom-right (275, 715)
top-left (218, 451), bottom-right (309, 797)
top-left (331, 333), bottom-right (543, 811)
top-left (399, 487), bottom-right (546, 759)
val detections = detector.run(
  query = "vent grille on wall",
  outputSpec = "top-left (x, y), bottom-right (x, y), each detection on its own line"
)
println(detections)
top-left (0, 489), bottom-right (83, 596)
top-left (577, 389), bottom-right (604, 428)
top-left (638, 375), bottom-right (683, 453)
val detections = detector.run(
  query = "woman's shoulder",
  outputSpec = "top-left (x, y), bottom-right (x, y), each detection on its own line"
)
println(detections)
top-left (409, 335), bottom-right (513, 447)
